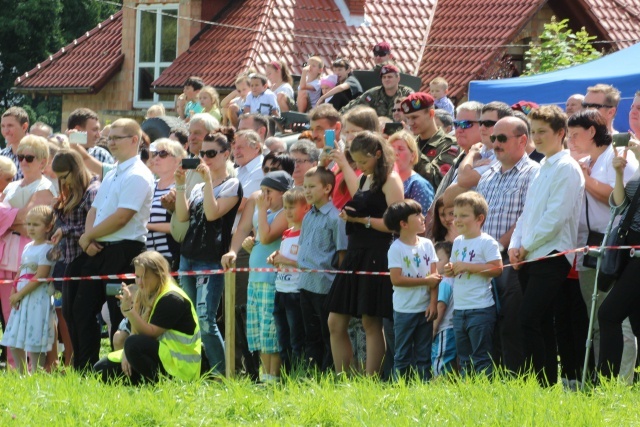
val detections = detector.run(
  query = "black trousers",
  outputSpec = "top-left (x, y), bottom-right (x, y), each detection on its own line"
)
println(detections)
top-left (64, 240), bottom-right (145, 370)
top-left (598, 229), bottom-right (640, 378)
top-left (299, 289), bottom-right (333, 372)
top-left (492, 252), bottom-right (525, 374)
top-left (518, 252), bottom-right (571, 386)
top-left (554, 277), bottom-right (590, 381)
top-left (94, 334), bottom-right (166, 385)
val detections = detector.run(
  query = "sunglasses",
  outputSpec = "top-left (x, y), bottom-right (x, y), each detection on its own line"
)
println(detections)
top-left (17, 154), bottom-right (36, 163)
top-left (490, 134), bottom-right (523, 143)
top-left (200, 149), bottom-right (225, 159)
top-left (391, 108), bottom-right (402, 112)
top-left (453, 120), bottom-right (478, 130)
top-left (478, 120), bottom-right (498, 128)
top-left (373, 51), bottom-right (389, 57)
top-left (263, 166), bottom-right (280, 173)
top-left (151, 150), bottom-right (172, 159)
top-left (581, 102), bottom-right (613, 110)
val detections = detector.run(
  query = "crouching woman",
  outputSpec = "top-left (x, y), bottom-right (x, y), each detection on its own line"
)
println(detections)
top-left (94, 251), bottom-right (201, 384)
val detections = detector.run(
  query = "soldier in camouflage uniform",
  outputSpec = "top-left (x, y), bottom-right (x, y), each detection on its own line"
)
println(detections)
top-left (400, 92), bottom-right (457, 191)
top-left (340, 64), bottom-right (413, 120)
top-left (370, 41), bottom-right (403, 74)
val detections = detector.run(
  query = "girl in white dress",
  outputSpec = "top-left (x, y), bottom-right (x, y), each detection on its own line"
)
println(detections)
top-left (0, 206), bottom-right (56, 373)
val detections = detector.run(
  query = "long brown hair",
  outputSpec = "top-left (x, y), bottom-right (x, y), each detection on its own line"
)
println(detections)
top-left (131, 251), bottom-right (173, 333)
top-left (349, 131), bottom-right (394, 193)
top-left (51, 150), bottom-right (93, 215)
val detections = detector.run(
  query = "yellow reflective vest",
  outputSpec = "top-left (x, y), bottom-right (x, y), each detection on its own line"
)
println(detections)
top-left (108, 283), bottom-right (201, 381)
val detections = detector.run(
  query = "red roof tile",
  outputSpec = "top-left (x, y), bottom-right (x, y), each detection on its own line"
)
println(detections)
top-left (581, 0), bottom-right (640, 48)
top-left (13, 12), bottom-right (124, 94)
top-left (418, 0), bottom-right (546, 100)
top-left (152, 0), bottom-right (436, 90)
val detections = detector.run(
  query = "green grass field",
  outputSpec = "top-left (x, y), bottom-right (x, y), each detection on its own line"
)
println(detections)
top-left (2, 370), bottom-right (640, 426)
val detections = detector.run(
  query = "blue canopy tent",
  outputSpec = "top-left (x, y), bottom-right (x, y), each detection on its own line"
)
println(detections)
top-left (468, 43), bottom-right (640, 132)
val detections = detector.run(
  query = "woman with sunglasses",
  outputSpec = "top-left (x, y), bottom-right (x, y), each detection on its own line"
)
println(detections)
top-left (49, 150), bottom-right (100, 366)
top-left (147, 138), bottom-right (187, 270)
top-left (0, 135), bottom-right (57, 368)
top-left (508, 105), bottom-right (584, 387)
top-left (174, 132), bottom-right (242, 375)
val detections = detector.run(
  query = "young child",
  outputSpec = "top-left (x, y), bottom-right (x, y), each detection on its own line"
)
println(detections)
top-left (145, 104), bottom-right (165, 119)
top-left (243, 73), bottom-right (280, 117)
top-left (297, 56), bottom-right (324, 113)
top-left (0, 206), bottom-right (56, 374)
top-left (182, 76), bottom-right (205, 122)
top-left (198, 86), bottom-right (222, 122)
top-left (267, 188), bottom-right (310, 371)
top-left (297, 166), bottom-right (348, 371)
top-left (384, 199), bottom-right (441, 380)
top-left (319, 75), bottom-right (338, 105)
top-left (429, 77), bottom-right (455, 118)
top-left (432, 240), bottom-right (457, 376)
top-left (444, 191), bottom-right (502, 376)
top-left (221, 74), bottom-right (251, 127)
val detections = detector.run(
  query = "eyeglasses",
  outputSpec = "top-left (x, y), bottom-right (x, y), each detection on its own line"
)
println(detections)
top-left (582, 102), bottom-right (613, 110)
top-left (391, 108), bottom-right (402, 112)
top-left (478, 120), bottom-right (498, 128)
top-left (453, 120), bottom-right (479, 130)
top-left (107, 135), bottom-right (133, 142)
top-left (17, 154), bottom-right (36, 163)
top-left (263, 166), bottom-right (280, 173)
top-left (490, 134), bottom-right (524, 143)
top-left (58, 171), bottom-right (71, 181)
top-left (200, 149), bottom-right (225, 159)
top-left (293, 158), bottom-right (311, 166)
top-left (151, 150), bottom-right (172, 159)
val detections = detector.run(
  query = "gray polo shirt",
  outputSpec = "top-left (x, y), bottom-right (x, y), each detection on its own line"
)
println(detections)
top-left (297, 201), bottom-right (348, 294)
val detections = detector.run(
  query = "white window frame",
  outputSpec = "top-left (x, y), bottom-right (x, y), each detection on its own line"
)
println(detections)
top-left (133, 3), bottom-right (179, 109)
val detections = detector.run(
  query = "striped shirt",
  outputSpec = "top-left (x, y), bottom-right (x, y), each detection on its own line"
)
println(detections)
top-left (476, 154), bottom-right (540, 242)
top-left (0, 146), bottom-right (23, 180)
top-left (146, 182), bottom-right (175, 260)
top-left (88, 146), bottom-right (115, 164)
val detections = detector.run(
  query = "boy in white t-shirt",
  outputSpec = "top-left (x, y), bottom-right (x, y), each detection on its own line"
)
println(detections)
top-left (444, 191), bottom-right (503, 376)
top-left (267, 188), bottom-right (310, 371)
top-left (432, 241), bottom-right (457, 376)
top-left (384, 199), bottom-right (442, 380)
top-left (244, 73), bottom-right (280, 117)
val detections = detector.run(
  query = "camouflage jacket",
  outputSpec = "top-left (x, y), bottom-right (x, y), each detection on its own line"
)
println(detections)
top-left (340, 85), bottom-right (414, 119)
top-left (413, 128), bottom-right (458, 191)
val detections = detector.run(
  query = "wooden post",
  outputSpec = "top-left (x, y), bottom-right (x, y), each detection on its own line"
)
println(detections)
top-left (224, 270), bottom-right (236, 378)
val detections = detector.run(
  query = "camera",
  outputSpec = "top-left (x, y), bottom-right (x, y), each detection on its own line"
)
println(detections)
top-left (105, 283), bottom-right (123, 296)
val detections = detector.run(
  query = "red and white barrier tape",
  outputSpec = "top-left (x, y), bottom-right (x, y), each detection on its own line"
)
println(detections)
top-left (2, 245), bottom-right (640, 284)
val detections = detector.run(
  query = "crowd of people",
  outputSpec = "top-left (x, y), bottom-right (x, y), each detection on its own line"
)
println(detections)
top-left (1, 43), bottom-right (640, 389)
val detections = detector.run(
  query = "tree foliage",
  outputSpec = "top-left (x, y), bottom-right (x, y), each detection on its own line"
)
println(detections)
top-left (523, 17), bottom-right (601, 76)
top-left (0, 0), bottom-right (121, 140)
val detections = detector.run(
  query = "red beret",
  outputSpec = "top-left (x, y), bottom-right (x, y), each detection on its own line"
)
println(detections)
top-left (401, 92), bottom-right (435, 114)
top-left (380, 64), bottom-right (400, 76)
top-left (511, 100), bottom-right (539, 114)
top-left (373, 42), bottom-right (391, 55)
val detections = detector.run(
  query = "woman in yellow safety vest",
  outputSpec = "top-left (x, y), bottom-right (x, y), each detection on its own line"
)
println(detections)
top-left (94, 251), bottom-right (201, 384)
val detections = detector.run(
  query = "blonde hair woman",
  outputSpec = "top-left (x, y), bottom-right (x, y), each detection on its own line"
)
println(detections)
top-left (94, 251), bottom-right (201, 384)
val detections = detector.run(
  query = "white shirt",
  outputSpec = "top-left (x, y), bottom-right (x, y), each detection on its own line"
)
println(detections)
top-left (451, 233), bottom-right (501, 310)
top-left (233, 154), bottom-right (264, 231)
top-left (387, 237), bottom-right (438, 313)
top-left (275, 228), bottom-right (301, 293)
top-left (576, 145), bottom-right (637, 270)
top-left (92, 156), bottom-right (154, 243)
top-left (510, 150), bottom-right (585, 265)
top-left (244, 89), bottom-right (280, 115)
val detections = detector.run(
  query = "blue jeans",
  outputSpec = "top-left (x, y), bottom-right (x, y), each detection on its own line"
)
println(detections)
top-left (393, 311), bottom-right (432, 381)
top-left (453, 306), bottom-right (496, 376)
top-left (273, 291), bottom-right (306, 369)
top-left (179, 256), bottom-right (225, 374)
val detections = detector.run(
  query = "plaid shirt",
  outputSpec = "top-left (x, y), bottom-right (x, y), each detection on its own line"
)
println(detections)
top-left (476, 154), bottom-right (540, 242)
top-left (0, 146), bottom-right (23, 180)
top-left (54, 176), bottom-right (101, 263)
top-left (88, 146), bottom-right (115, 164)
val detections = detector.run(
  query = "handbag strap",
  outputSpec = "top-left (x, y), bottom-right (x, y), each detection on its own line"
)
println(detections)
top-left (585, 195), bottom-right (592, 232)
top-left (620, 181), bottom-right (640, 234)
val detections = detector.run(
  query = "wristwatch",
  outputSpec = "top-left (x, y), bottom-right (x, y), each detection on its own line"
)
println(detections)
top-left (365, 216), bottom-right (371, 228)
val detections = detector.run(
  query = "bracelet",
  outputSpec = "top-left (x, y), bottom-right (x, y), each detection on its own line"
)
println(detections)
top-left (122, 307), bottom-right (133, 313)
top-left (175, 184), bottom-right (186, 192)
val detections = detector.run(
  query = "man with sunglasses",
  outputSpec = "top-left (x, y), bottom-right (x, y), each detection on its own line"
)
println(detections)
top-left (370, 41), bottom-right (402, 74)
top-left (442, 102), bottom-right (513, 205)
top-left (1, 106), bottom-right (29, 181)
top-left (70, 118), bottom-right (154, 370)
top-left (400, 93), bottom-right (456, 191)
top-left (476, 116), bottom-right (540, 375)
top-left (583, 84), bottom-right (620, 135)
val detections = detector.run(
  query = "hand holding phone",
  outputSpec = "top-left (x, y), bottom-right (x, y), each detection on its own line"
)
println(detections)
top-left (69, 132), bottom-right (88, 145)
top-left (182, 158), bottom-right (200, 169)
top-left (324, 129), bottom-right (335, 150)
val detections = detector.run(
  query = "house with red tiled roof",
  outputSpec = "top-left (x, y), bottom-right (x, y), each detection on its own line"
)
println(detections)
top-left (12, 0), bottom-right (640, 126)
